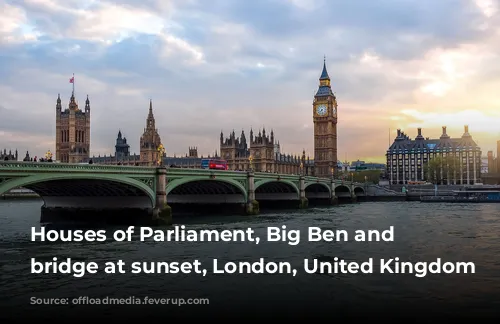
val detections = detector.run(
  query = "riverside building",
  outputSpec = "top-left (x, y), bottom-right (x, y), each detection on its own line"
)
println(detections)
top-left (386, 126), bottom-right (481, 185)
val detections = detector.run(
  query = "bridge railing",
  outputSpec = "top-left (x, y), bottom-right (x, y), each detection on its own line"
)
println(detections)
top-left (0, 162), bottom-right (371, 187)
top-left (304, 176), bottom-right (329, 183)
top-left (254, 172), bottom-right (303, 181)
top-left (0, 161), bottom-right (156, 173)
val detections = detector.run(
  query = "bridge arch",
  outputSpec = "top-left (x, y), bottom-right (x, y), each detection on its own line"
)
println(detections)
top-left (0, 174), bottom-right (156, 208)
top-left (354, 186), bottom-right (365, 196)
top-left (305, 182), bottom-right (331, 193)
top-left (254, 179), bottom-right (299, 200)
top-left (304, 182), bottom-right (331, 199)
top-left (334, 185), bottom-right (351, 197)
top-left (166, 177), bottom-right (247, 204)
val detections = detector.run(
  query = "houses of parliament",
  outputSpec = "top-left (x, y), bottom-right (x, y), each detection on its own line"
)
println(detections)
top-left (44, 59), bottom-right (340, 177)
top-left (219, 59), bottom-right (338, 176)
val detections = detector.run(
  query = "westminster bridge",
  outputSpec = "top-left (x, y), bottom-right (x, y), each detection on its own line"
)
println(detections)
top-left (0, 161), bottom-right (371, 225)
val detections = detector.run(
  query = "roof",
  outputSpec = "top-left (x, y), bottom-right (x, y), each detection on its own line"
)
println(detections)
top-left (387, 128), bottom-right (480, 153)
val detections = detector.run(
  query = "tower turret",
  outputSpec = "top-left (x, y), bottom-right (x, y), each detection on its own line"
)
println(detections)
top-left (85, 95), bottom-right (90, 113)
top-left (319, 56), bottom-right (331, 87)
top-left (139, 100), bottom-right (162, 165)
top-left (313, 56), bottom-right (338, 177)
top-left (56, 94), bottom-right (62, 112)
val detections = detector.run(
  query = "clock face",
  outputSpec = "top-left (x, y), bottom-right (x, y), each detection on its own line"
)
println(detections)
top-left (316, 104), bottom-right (327, 116)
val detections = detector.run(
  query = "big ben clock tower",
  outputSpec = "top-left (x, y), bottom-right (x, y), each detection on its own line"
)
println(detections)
top-left (313, 57), bottom-right (338, 177)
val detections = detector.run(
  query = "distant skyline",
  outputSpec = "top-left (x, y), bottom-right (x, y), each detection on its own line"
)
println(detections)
top-left (1, 0), bottom-right (499, 163)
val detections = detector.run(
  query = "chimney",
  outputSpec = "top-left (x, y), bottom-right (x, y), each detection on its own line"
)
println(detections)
top-left (397, 129), bottom-right (401, 137)
top-left (415, 127), bottom-right (424, 140)
top-left (442, 126), bottom-right (446, 135)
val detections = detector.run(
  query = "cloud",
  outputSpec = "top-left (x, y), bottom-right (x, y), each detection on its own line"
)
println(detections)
top-left (1, 0), bottom-right (500, 163)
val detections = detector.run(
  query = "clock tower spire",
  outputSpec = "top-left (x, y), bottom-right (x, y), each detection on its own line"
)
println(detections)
top-left (312, 57), bottom-right (338, 177)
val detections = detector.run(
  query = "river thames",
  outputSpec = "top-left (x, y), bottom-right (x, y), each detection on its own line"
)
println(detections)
top-left (0, 199), bottom-right (499, 319)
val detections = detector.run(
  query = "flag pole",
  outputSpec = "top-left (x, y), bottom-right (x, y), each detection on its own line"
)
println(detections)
top-left (72, 73), bottom-right (75, 96)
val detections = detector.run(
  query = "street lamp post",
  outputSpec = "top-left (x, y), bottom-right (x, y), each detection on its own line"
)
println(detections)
top-left (300, 162), bottom-right (304, 176)
top-left (157, 144), bottom-right (166, 166)
top-left (45, 150), bottom-right (53, 162)
top-left (248, 155), bottom-right (253, 171)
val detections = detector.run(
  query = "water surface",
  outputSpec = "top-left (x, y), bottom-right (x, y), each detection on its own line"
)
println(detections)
top-left (0, 200), bottom-right (499, 318)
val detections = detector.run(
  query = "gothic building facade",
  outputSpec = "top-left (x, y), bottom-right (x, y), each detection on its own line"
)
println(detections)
top-left (219, 128), bottom-right (313, 174)
top-left (85, 130), bottom-right (138, 165)
top-left (386, 126), bottom-right (482, 185)
top-left (188, 147), bottom-right (198, 157)
top-left (55, 92), bottom-right (91, 163)
top-left (139, 100), bottom-right (163, 166)
top-left (115, 130), bottom-right (130, 159)
top-left (87, 129), bottom-right (216, 166)
top-left (219, 59), bottom-right (343, 176)
top-left (313, 58), bottom-right (338, 177)
top-left (85, 100), bottom-right (215, 167)
top-left (1, 149), bottom-right (18, 161)
top-left (66, 58), bottom-right (343, 174)
top-left (86, 101), bottom-right (163, 166)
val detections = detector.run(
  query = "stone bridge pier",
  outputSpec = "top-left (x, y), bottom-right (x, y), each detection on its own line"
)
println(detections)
top-left (246, 171), bottom-right (259, 215)
top-left (331, 179), bottom-right (339, 205)
top-left (298, 176), bottom-right (308, 209)
top-left (153, 167), bottom-right (172, 225)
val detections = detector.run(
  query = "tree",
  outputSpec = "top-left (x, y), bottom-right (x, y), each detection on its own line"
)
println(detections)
top-left (425, 155), bottom-right (461, 184)
top-left (338, 170), bottom-right (383, 184)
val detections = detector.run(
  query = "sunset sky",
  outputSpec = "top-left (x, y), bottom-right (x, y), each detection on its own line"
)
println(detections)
top-left (1, 0), bottom-right (499, 163)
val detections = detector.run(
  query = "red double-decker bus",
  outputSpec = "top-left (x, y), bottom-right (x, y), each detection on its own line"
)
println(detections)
top-left (201, 159), bottom-right (228, 170)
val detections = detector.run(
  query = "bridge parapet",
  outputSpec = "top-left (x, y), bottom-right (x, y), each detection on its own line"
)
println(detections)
top-left (0, 161), bottom-right (156, 174)
top-left (304, 176), bottom-right (330, 183)
top-left (254, 172), bottom-right (300, 181)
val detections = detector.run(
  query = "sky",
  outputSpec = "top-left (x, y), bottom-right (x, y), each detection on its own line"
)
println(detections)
top-left (1, 0), bottom-right (499, 163)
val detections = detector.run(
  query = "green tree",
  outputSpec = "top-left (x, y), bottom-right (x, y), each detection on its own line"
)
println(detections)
top-left (425, 155), bottom-right (461, 184)
top-left (338, 170), bottom-right (383, 184)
